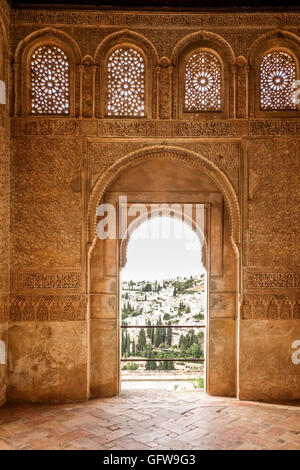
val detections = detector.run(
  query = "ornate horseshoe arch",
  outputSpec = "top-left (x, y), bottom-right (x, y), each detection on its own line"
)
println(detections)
top-left (88, 145), bottom-right (241, 251)
top-left (119, 206), bottom-right (208, 271)
top-left (87, 145), bottom-right (241, 399)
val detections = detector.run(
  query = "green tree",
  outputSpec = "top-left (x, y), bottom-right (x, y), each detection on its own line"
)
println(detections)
top-left (166, 324), bottom-right (172, 346)
top-left (154, 317), bottom-right (162, 347)
top-left (150, 353), bottom-right (157, 371)
top-left (143, 283), bottom-right (152, 292)
top-left (161, 326), bottom-right (166, 345)
top-left (185, 333), bottom-right (191, 349)
top-left (159, 361), bottom-right (168, 371)
top-left (151, 326), bottom-right (155, 345)
top-left (145, 346), bottom-right (155, 371)
top-left (126, 331), bottom-right (131, 356)
top-left (137, 328), bottom-right (146, 354)
top-left (188, 343), bottom-right (202, 359)
top-left (123, 362), bottom-right (138, 371)
top-left (196, 330), bottom-right (204, 345)
top-left (179, 334), bottom-right (186, 351)
top-left (121, 330), bottom-right (126, 355)
top-left (190, 329), bottom-right (196, 345)
top-left (147, 319), bottom-right (152, 339)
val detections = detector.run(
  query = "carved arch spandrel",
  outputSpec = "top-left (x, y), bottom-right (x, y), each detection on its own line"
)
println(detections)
top-left (119, 206), bottom-right (208, 271)
top-left (14, 27), bottom-right (82, 117)
top-left (171, 30), bottom-right (235, 65)
top-left (248, 29), bottom-right (300, 118)
top-left (171, 30), bottom-right (236, 120)
top-left (88, 146), bottom-right (241, 250)
top-left (94, 29), bottom-right (159, 119)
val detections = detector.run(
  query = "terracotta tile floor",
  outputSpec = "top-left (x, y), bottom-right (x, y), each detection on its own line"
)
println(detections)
top-left (0, 390), bottom-right (299, 450)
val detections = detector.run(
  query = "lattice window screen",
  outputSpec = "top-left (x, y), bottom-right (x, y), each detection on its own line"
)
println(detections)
top-left (260, 51), bottom-right (296, 111)
top-left (184, 51), bottom-right (222, 112)
top-left (31, 45), bottom-right (70, 115)
top-left (107, 48), bottom-right (145, 117)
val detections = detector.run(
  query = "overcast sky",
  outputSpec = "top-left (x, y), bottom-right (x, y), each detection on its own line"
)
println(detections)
top-left (121, 217), bottom-right (205, 282)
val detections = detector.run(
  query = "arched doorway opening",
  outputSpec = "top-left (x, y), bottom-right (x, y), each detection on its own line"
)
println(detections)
top-left (120, 214), bottom-right (207, 391)
top-left (88, 147), bottom-right (240, 399)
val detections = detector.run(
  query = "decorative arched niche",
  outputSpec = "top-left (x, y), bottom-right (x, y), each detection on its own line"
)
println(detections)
top-left (87, 146), bottom-right (240, 399)
top-left (248, 30), bottom-right (300, 118)
top-left (14, 27), bottom-right (82, 117)
top-left (94, 30), bottom-right (159, 119)
top-left (171, 31), bottom-right (235, 120)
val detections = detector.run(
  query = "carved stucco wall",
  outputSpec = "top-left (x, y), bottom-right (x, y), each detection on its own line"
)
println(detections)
top-left (0, 0), bottom-right (10, 406)
top-left (3, 6), bottom-right (300, 402)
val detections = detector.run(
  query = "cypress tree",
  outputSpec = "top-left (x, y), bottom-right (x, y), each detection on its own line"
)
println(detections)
top-left (166, 324), bottom-right (172, 346)
top-left (121, 330), bottom-right (126, 355)
top-left (154, 319), bottom-right (162, 347)
top-left (137, 328), bottom-right (146, 353)
top-left (150, 352), bottom-right (157, 371)
top-left (126, 331), bottom-right (131, 355)
top-left (147, 319), bottom-right (152, 339)
top-left (161, 326), bottom-right (166, 345)
top-left (190, 329), bottom-right (196, 345)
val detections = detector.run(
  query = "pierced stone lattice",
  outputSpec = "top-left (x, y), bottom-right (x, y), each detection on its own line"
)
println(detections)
top-left (31, 45), bottom-right (70, 115)
top-left (107, 48), bottom-right (145, 117)
top-left (185, 51), bottom-right (222, 112)
top-left (260, 51), bottom-right (296, 111)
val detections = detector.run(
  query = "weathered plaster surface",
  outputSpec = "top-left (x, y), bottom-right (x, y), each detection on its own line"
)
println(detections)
top-left (0, 3), bottom-right (298, 404)
top-left (239, 321), bottom-right (300, 401)
top-left (0, 0), bottom-right (10, 406)
top-left (8, 321), bottom-right (87, 403)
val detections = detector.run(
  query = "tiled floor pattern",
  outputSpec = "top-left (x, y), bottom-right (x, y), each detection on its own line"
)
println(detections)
top-left (0, 390), bottom-right (299, 450)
